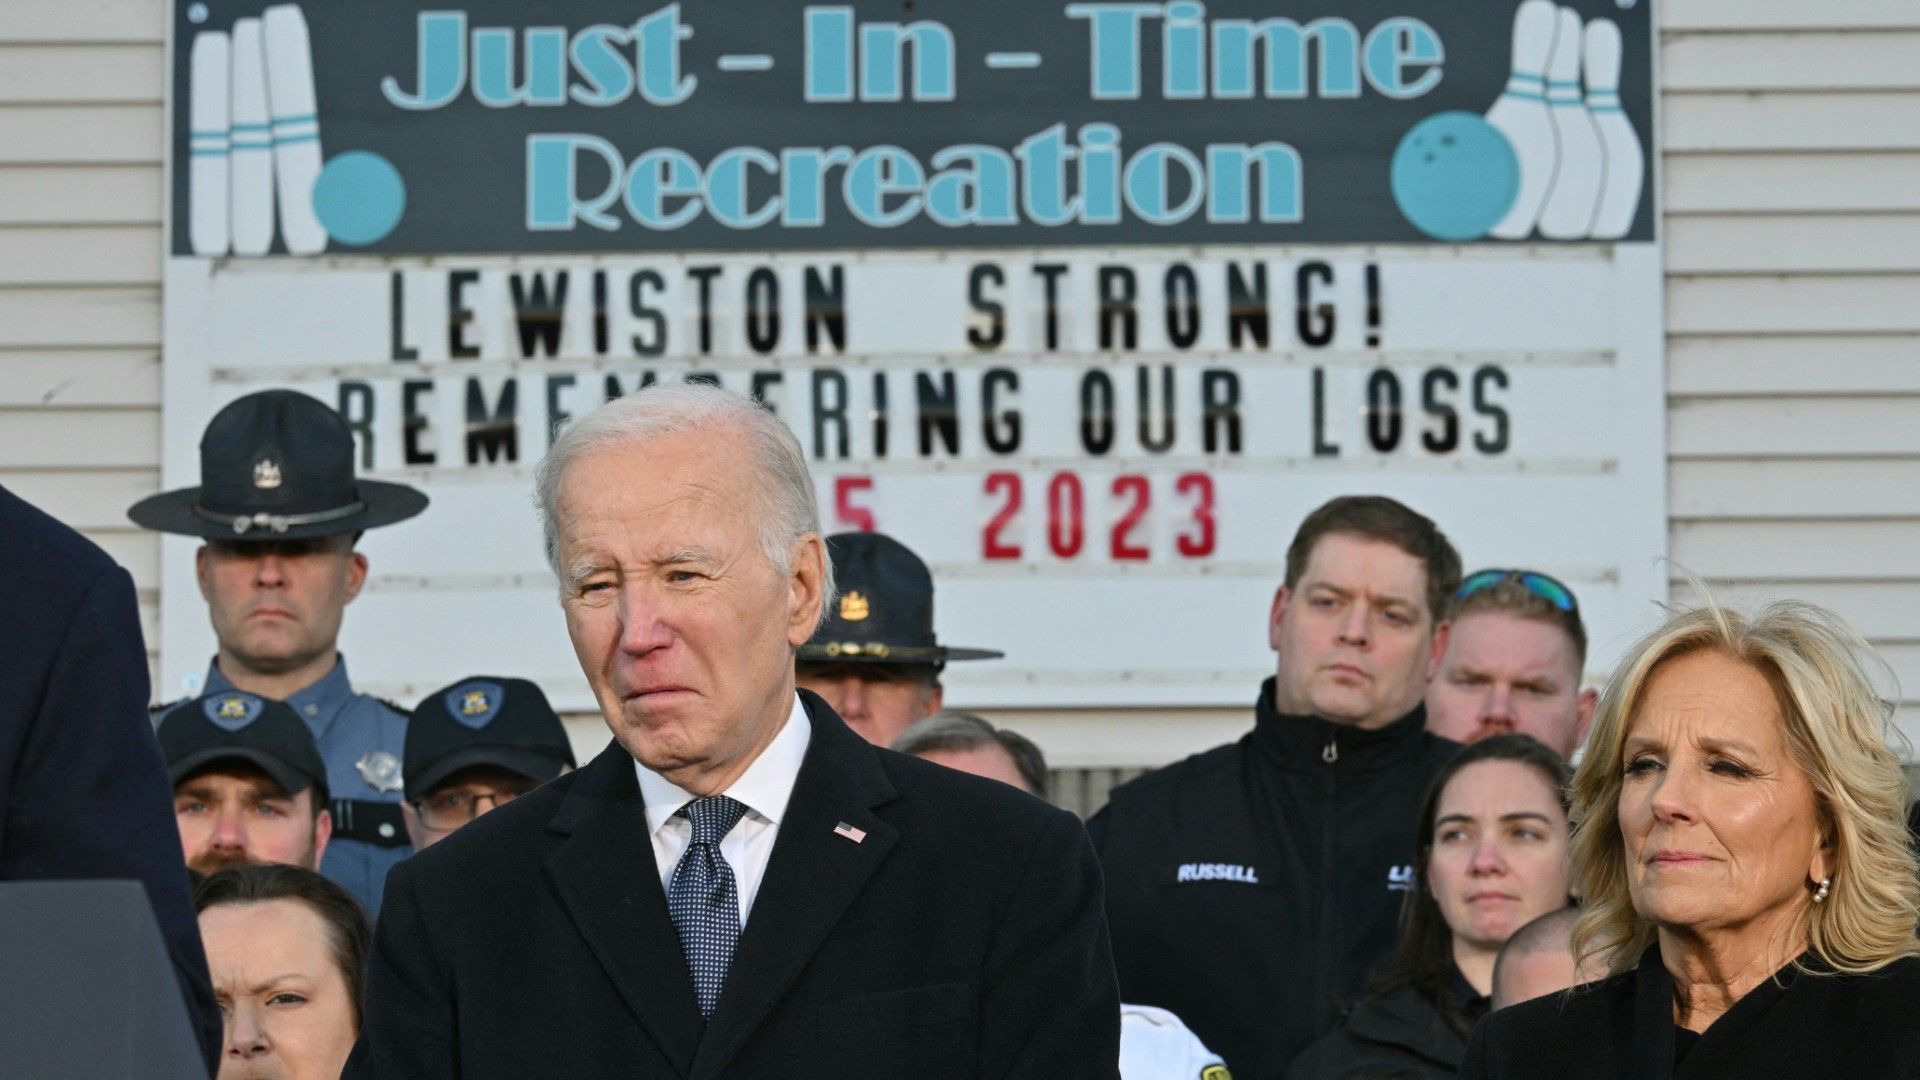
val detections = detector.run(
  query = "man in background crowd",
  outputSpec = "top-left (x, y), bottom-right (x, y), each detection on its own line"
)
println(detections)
top-left (160, 689), bottom-right (333, 875)
top-left (402, 676), bottom-right (577, 850)
top-left (0, 483), bottom-right (221, 1070)
top-left (796, 532), bottom-right (1002, 747)
top-left (1091, 495), bottom-right (1463, 1078)
top-left (894, 712), bottom-right (1230, 1080)
top-left (1490, 907), bottom-right (1598, 1010)
top-left (133, 389), bottom-right (428, 914)
top-left (1424, 569), bottom-right (1595, 758)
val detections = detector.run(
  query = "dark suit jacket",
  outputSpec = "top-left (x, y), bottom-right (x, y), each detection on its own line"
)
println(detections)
top-left (1462, 943), bottom-right (1920, 1079)
top-left (345, 690), bottom-right (1121, 1079)
top-left (0, 484), bottom-right (221, 1073)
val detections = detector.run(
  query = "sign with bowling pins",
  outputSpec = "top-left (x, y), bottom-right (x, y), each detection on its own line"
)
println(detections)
top-left (159, 0), bottom-right (1665, 713)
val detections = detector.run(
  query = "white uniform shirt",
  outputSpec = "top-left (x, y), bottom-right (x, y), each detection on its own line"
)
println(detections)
top-left (1121, 1003), bottom-right (1230, 1079)
top-left (634, 695), bottom-right (811, 927)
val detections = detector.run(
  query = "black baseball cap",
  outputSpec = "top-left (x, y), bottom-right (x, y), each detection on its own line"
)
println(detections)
top-left (404, 677), bottom-right (576, 801)
top-left (158, 690), bottom-right (329, 801)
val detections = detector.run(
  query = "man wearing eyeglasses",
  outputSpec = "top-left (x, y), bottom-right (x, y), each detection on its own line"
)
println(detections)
top-left (402, 677), bottom-right (577, 851)
top-left (1424, 569), bottom-right (1596, 758)
top-left (1091, 494), bottom-right (1465, 1079)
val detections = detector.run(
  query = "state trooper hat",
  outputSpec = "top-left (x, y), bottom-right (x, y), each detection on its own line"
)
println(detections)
top-left (159, 690), bottom-right (329, 800)
top-left (127, 389), bottom-right (427, 540)
top-left (404, 677), bottom-right (577, 802)
top-left (798, 532), bottom-right (1003, 668)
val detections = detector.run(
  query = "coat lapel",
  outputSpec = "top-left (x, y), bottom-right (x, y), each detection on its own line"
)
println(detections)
top-left (689, 695), bottom-right (898, 1080)
top-left (544, 743), bottom-right (706, 1076)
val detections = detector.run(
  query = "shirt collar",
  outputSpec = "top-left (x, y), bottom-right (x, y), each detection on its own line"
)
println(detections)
top-left (203, 656), bottom-right (357, 734)
top-left (635, 694), bottom-right (812, 838)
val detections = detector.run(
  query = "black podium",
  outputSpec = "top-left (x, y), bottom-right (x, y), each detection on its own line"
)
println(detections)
top-left (0, 880), bottom-right (207, 1078)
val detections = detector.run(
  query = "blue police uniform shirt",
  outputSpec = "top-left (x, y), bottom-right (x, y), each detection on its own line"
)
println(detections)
top-left (201, 657), bottom-right (410, 915)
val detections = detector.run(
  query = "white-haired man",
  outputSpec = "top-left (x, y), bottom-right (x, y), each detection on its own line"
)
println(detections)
top-left (348, 383), bottom-right (1120, 1079)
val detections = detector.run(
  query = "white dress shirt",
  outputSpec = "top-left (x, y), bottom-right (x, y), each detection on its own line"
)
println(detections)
top-left (633, 695), bottom-right (811, 928)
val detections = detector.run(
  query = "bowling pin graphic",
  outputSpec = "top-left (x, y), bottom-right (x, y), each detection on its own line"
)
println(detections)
top-left (229, 18), bottom-right (275, 256)
top-left (188, 31), bottom-right (231, 256)
top-left (263, 4), bottom-right (327, 255)
top-left (1584, 19), bottom-right (1644, 239)
top-left (1486, 0), bottom-right (1561, 240)
top-left (1537, 7), bottom-right (1606, 239)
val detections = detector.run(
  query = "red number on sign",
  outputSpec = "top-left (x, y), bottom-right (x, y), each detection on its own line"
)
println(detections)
top-left (1110, 475), bottom-right (1151, 561)
top-left (834, 475), bottom-right (876, 532)
top-left (983, 472), bottom-right (1023, 560)
top-left (1047, 472), bottom-right (1085, 558)
top-left (1175, 472), bottom-right (1216, 557)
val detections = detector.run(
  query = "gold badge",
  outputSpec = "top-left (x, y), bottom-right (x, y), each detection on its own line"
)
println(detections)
top-left (252, 459), bottom-right (283, 490)
top-left (217, 696), bottom-right (249, 719)
top-left (1201, 1067), bottom-right (1232, 1080)
top-left (838, 591), bottom-right (870, 622)
top-left (461, 689), bottom-right (491, 716)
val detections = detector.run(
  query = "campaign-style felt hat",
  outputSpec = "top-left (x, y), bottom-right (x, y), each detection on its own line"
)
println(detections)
top-left (127, 389), bottom-right (426, 540)
top-left (798, 532), bottom-right (1003, 668)
top-left (158, 690), bottom-right (329, 799)
top-left (403, 677), bottom-right (577, 802)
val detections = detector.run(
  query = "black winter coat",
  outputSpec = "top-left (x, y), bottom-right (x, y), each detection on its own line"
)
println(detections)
top-left (1463, 944), bottom-right (1920, 1079)
top-left (1089, 679), bottom-right (1461, 1080)
top-left (1285, 976), bottom-right (1486, 1080)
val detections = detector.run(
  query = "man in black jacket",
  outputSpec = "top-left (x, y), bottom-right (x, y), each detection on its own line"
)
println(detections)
top-left (347, 383), bottom-right (1119, 1079)
top-left (0, 484), bottom-right (221, 1072)
top-left (1090, 495), bottom-right (1464, 1079)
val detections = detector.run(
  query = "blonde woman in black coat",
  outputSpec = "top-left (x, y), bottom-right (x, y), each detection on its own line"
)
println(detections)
top-left (1463, 598), bottom-right (1920, 1079)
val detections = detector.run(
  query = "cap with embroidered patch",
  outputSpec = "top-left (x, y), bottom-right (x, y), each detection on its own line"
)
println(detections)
top-left (158, 690), bottom-right (328, 800)
top-left (403, 676), bottom-right (576, 801)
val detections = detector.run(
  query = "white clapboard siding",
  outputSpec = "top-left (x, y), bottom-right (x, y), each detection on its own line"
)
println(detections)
top-left (1664, 32), bottom-right (1920, 91)
top-left (1666, 153), bottom-right (1920, 215)
top-left (0, 45), bottom-right (162, 103)
top-left (1667, 215), bottom-right (1920, 274)
top-left (1669, 336), bottom-right (1920, 395)
top-left (1670, 398), bottom-right (1920, 457)
top-left (1672, 460), bottom-right (1920, 519)
top-left (0, 166), bottom-right (161, 224)
top-left (0, 0), bottom-right (162, 44)
top-left (0, 104), bottom-right (161, 164)
top-left (2, 468), bottom-right (158, 528)
top-left (1666, 93), bottom-right (1920, 152)
top-left (0, 226), bottom-right (161, 285)
top-left (0, 287), bottom-right (159, 346)
top-left (1665, 0), bottom-right (1920, 32)
top-left (1661, 2), bottom-right (1920, 760)
top-left (0, 407), bottom-right (159, 468)
top-left (0, 349), bottom-right (161, 406)
top-left (1667, 276), bottom-right (1920, 335)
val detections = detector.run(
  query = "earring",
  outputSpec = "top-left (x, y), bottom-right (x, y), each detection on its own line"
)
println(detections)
top-left (1813, 877), bottom-right (1832, 904)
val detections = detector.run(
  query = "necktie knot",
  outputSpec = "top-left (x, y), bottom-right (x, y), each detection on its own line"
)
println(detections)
top-left (679, 795), bottom-right (749, 847)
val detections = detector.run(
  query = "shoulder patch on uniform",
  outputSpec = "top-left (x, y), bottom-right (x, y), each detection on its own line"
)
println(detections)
top-left (1201, 1066), bottom-right (1231, 1080)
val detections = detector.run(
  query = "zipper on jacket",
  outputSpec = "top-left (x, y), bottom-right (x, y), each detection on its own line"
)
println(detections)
top-left (1322, 737), bottom-right (1338, 763)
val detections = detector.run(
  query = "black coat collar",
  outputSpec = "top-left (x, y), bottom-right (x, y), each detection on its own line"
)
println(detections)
top-left (1629, 942), bottom-right (1805, 1078)
top-left (541, 690), bottom-right (899, 1079)
top-left (1249, 676), bottom-right (1438, 773)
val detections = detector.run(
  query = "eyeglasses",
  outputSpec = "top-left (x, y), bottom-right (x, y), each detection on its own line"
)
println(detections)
top-left (412, 785), bottom-right (530, 830)
top-left (1454, 569), bottom-right (1579, 614)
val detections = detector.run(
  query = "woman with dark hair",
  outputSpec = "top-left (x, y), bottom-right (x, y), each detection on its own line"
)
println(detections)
top-left (194, 863), bottom-right (371, 1079)
top-left (1287, 735), bottom-right (1575, 1079)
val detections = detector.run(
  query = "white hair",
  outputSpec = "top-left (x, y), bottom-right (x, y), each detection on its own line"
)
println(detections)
top-left (534, 381), bottom-right (834, 614)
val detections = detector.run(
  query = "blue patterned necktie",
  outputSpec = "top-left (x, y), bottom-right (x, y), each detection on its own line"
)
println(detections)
top-left (667, 795), bottom-right (750, 1019)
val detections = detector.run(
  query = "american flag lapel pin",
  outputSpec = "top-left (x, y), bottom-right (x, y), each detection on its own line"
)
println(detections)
top-left (833, 821), bottom-right (867, 844)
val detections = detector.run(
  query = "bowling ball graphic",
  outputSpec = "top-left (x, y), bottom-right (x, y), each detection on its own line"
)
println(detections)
top-left (1390, 113), bottom-right (1520, 242)
top-left (313, 150), bottom-right (407, 246)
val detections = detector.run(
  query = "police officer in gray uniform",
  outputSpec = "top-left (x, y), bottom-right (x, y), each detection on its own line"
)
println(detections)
top-left (133, 390), bottom-right (428, 915)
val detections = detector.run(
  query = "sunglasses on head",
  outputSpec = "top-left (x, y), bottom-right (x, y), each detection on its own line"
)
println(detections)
top-left (1455, 569), bottom-right (1578, 614)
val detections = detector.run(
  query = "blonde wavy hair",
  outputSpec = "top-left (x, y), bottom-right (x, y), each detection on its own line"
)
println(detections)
top-left (1570, 595), bottom-right (1920, 977)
